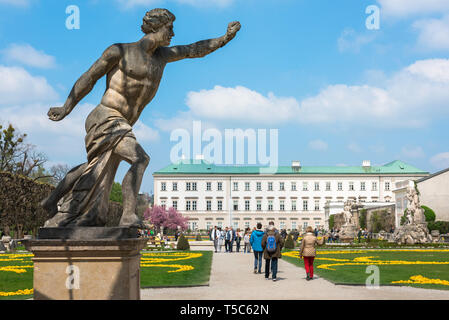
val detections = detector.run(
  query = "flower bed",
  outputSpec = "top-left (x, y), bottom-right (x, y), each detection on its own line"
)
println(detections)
top-left (282, 248), bottom-right (449, 290)
top-left (0, 253), bottom-right (34, 300)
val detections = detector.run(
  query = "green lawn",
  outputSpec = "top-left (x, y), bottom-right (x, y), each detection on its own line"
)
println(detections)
top-left (282, 248), bottom-right (449, 290)
top-left (0, 250), bottom-right (213, 300)
top-left (0, 253), bottom-right (34, 300)
top-left (140, 250), bottom-right (213, 288)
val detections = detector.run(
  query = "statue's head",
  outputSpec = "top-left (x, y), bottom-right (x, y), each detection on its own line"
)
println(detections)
top-left (141, 9), bottom-right (176, 45)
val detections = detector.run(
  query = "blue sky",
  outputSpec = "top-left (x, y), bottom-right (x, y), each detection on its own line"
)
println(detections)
top-left (1, 0), bottom-right (449, 193)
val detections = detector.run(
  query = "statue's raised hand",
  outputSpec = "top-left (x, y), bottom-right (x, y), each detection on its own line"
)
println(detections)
top-left (226, 21), bottom-right (241, 38)
top-left (48, 106), bottom-right (67, 121)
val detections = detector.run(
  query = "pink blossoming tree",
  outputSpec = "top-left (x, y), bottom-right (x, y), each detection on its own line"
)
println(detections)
top-left (143, 205), bottom-right (188, 235)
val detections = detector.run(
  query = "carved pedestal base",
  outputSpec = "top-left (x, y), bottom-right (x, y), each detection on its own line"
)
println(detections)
top-left (393, 223), bottom-right (432, 245)
top-left (339, 224), bottom-right (358, 242)
top-left (24, 228), bottom-right (147, 300)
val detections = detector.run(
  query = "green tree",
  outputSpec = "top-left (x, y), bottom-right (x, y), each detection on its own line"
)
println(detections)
top-left (359, 209), bottom-right (367, 229)
top-left (109, 182), bottom-right (123, 203)
top-left (0, 123), bottom-right (49, 181)
top-left (329, 214), bottom-right (335, 229)
top-left (0, 124), bottom-right (25, 172)
top-left (370, 212), bottom-right (383, 233)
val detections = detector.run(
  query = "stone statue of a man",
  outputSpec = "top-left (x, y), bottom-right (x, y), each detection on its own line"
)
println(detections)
top-left (405, 186), bottom-right (425, 224)
top-left (42, 9), bottom-right (241, 228)
top-left (343, 200), bottom-right (353, 225)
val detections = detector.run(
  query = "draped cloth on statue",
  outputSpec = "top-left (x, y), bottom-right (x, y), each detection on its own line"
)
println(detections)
top-left (44, 105), bottom-right (135, 227)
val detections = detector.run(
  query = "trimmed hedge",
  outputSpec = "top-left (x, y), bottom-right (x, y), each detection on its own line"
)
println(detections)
top-left (0, 171), bottom-right (53, 237)
top-left (177, 233), bottom-right (190, 250)
top-left (284, 234), bottom-right (295, 249)
top-left (0, 171), bottom-right (126, 236)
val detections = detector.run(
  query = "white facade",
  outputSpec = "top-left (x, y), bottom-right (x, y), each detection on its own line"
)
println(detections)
top-left (393, 168), bottom-right (449, 225)
top-left (153, 161), bottom-right (428, 231)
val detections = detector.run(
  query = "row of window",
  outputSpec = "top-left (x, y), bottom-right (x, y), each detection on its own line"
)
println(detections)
top-left (160, 181), bottom-right (390, 192)
top-left (161, 199), bottom-right (322, 212)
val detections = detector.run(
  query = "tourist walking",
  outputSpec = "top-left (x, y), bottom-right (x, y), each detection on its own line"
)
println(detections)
top-left (250, 223), bottom-right (264, 273)
top-left (280, 229), bottom-right (287, 240)
top-left (217, 227), bottom-right (224, 252)
top-left (229, 227), bottom-right (236, 252)
top-left (235, 228), bottom-right (242, 252)
top-left (224, 227), bottom-right (230, 252)
top-left (261, 223), bottom-right (284, 281)
top-left (211, 226), bottom-right (220, 253)
top-left (299, 226), bottom-right (325, 280)
top-left (243, 231), bottom-right (251, 253)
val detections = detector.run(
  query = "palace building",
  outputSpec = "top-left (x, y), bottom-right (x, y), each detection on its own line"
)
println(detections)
top-left (152, 159), bottom-right (429, 231)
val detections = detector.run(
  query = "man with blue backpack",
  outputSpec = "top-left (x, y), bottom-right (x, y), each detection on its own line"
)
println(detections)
top-left (262, 221), bottom-right (284, 281)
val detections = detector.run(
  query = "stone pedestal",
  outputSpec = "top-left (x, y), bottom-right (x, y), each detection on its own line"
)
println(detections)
top-left (339, 224), bottom-right (357, 242)
top-left (1, 236), bottom-right (11, 252)
top-left (24, 228), bottom-right (147, 300)
top-left (393, 223), bottom-right (432, 245)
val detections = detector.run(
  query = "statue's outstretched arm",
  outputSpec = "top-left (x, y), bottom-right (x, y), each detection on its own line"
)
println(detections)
top-left (47, 44), bottom-right (121, 121)
top-left (163, 21), bottom-right (241, 63)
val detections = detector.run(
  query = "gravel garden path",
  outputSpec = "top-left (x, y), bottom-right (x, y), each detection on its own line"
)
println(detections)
top-left (140, 248), bottom-right (449, 300)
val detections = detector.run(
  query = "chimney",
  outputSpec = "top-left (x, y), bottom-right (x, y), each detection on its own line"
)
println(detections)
top-left (292, 161), bottom-right (301, 171)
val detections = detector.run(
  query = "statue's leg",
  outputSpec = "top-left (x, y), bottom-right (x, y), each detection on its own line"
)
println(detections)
top-left (41, 163), bottom-right (88, 216)
top-left (113, 136), bottom-right (150, 227)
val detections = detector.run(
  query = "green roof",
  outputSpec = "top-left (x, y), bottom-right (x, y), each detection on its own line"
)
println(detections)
top-left (153, 160), bottom-right (429, 175)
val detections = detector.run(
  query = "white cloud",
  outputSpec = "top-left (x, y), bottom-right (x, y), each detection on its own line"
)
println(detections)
top-left (405, 59), bottom-right (449, 82)
top-left (337, 28), bottom-right (377, 53)
top-left (298, 84), bottom-right (398, 124)
top-left (186, 85), bottom-right (300, 125)
top-left (401, 146), bottom-right (425, 159)
top-left (377, 0), bottom-right (449, 18)
top-left (430, 152), bottom-right (449, 170)
top-left (158, 58), bottom-right (449, 129)
top-left (0, 102), bottom-right (90, 161)
top-left (413, 15), bottom-right (449, 51)
top-left (308, 139), bottom-right (328, 151)
top-left (1, 102), bottom-right (160, 161)
top-left (2, 43), bottom-right (56, 69)
top-left (0, 65), bottom-right (159, 164)
top-left (134, 120), bottom-right (160, 142)
top-left (0, 65), bottom-right (58, 105)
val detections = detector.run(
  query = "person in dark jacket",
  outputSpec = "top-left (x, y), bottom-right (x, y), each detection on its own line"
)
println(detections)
top-left (250, 223), bottom-right (265, 274)
top-left (261, 224), bottom-right (284, 281)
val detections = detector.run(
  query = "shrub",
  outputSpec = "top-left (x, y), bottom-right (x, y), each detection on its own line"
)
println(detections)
top-left (195, 234), bottom-right (202, 241)
top-left (400, 211), bottom-right (407, 226)
top-left (329, 214), bottom-right (335, 229)
top-left (284, 234), bottom-right (295, 249)
top-left (370, 212), bottom-right (383, 233)
top-left (421, 205), bottom-right (436, 223)
top-left (359, 209), bottom-right (367, 229)
top-left (176, 233), bottom-right (190, 250)
top-left (428, 221), bottom-right (449, 234)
